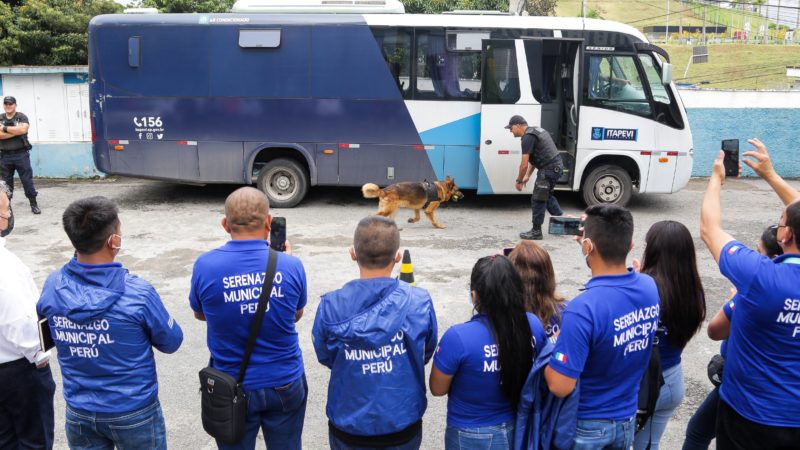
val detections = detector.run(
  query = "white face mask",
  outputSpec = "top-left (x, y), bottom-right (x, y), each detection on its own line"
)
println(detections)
top-left (108, 234), bottom-right (122, 254)
top-left (580, 237), bottom-right (594, 269)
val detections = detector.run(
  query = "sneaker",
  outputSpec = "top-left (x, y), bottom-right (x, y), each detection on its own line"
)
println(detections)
top-left (30, 199), bottom-right (41, 215)
top-left (519, 228), bottom-right (543, 240)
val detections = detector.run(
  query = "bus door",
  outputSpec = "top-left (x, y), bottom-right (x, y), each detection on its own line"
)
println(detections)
top-left (522, 38), bottom-right (583, 187)
top-left (477, 39), bottom-right (539, 195)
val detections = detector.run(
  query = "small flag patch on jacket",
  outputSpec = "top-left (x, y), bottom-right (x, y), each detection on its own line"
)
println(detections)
top-left (727, 245), bottom-right (740, 255)
top-left (555, 352), bottom-right (567, 363)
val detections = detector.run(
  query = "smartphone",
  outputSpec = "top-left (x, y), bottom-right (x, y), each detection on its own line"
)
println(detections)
top-left (549, 217), bottom-right (583, 236)
top-left (270, 217), bottom-right (286, 252)
top-left (721, 139), bottom-right (739, 177)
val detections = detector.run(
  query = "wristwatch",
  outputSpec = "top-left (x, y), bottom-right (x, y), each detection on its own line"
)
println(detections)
top-left (516, 179), bottom-right (523, 184)
top-left (2, 126), bottom-right (7, 133)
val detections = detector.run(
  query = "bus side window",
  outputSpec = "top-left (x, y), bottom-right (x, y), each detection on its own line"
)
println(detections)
top-left (585, 54), bottom-right (651, 117)
top-left (371, 27), bottom-right (412, 99)
top-left (481, 42), bottom-right (519, 105)
top-left (415, 30), bottom-right (481, 101)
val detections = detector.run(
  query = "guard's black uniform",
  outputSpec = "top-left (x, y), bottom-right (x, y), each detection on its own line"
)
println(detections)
top-left (522, 126), bottom-right (563, 229)
top-left (0, 111), bottom-right (37, 204)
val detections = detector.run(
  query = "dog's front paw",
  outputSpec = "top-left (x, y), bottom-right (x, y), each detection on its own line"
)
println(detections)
top-left (434, 224), bottom-right (446, 229)
top-left (408, 218), bottom-right (419, 223)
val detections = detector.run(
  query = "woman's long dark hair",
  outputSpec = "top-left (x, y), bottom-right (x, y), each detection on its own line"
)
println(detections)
top-left (640, 221), bottom-right (706, 349)
top-left (508, 241), bottom-right (565, 326)
top-left (471, 255), bottom-right (533, 404)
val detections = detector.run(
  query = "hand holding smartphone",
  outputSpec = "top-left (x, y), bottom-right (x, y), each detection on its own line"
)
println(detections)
top-left (721, 139), bottom-right (739, 177)
top-left (270, 217), bottom-right (287, 252)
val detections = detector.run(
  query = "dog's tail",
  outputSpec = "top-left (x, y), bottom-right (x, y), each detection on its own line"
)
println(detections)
top-left (362, 183), bottom-right (383, 199)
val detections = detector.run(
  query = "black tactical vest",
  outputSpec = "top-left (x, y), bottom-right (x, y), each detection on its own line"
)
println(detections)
top-left (524, 127), bottom-right (562, 170)
top-left (0, 114), bottom-right (27, 151)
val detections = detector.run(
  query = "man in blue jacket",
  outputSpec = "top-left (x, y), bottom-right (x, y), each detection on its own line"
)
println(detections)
top-left (544, 204), bottom-right (660, 450)
top-left (190, 187), bottom-right (308, 450)
top-left (313, 216), bottom-right (438, 450)
top-left (37, 196), bottom-right (183, 449)
top-left (700, 138), bottom-right (800, 449)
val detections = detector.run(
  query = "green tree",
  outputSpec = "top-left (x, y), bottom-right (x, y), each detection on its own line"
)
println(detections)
top-left (526, 0), bottom-right (557, 16)
top-left (402, 0), bottom-right (507, 14)
top-left (0, 2), bottom-right (19, 65)
top-left (141, 0), bottom-right (234, 13)
top-left (9, 0), bottom-right (121, 65)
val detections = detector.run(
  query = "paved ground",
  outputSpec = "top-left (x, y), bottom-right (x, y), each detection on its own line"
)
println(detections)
top-left (7, 175), bottom-right (797, 449)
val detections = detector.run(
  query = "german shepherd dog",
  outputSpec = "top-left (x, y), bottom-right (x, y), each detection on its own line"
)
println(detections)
top-left (362, 176), bottom-right (464, 229)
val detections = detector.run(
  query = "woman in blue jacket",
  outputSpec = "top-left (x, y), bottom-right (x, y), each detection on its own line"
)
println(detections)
top-left (633, 221), bottom-right (706, 450)
top-left (430, 255), bottom-right (547, 450)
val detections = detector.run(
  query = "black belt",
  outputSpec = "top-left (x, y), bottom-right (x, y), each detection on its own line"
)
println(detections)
top-left (0, 358), bottom-right (32, 369)
top-left (329, 420), bottom-right (421, 448)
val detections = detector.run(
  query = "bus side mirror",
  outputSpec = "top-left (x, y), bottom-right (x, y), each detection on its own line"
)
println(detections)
top-left (661, 62), bottom-right (673, 85)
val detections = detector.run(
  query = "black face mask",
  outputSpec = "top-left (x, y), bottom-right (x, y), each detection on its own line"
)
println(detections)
top-left (1, 207), bottom-right (14, 238)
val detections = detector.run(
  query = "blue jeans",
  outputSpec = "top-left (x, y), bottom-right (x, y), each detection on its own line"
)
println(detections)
top-left (634, 363), bottom-right (685, 450)
top-left (682, 386), bottom-right (719, 450)
top-left (572, 416), bottom-right (635, 450)
top-left (445, 422), bottom-right (514, 450)
top-left (531, 168), bottom-right (563, 227)
top-left (328, 426), bottom-right (422, 450)
top-left (218, 374), bottom-right (307, 450)
top-left (65, 400), bottom-right (167, 450)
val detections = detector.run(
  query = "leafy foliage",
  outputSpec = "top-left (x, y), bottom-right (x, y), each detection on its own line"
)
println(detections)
top-left (140, 0), bottom-right (235, 13)
top-left (526, 0), bottom-right (557, 16)
top-left (2, 0), bottom-right (121, 65)
top-left (401, 0), bottom-right (558, 16)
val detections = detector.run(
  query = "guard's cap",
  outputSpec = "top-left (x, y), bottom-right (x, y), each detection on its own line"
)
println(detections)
top-left (3, 96), bottom-right (16, 105)
top-left (504, 115), bottom-right (527, 129)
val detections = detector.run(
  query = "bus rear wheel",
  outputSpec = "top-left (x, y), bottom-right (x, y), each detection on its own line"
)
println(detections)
top-left (256, 158), bottom-right (309, 208)
top-left (581, 165), bottom-right (632, 207)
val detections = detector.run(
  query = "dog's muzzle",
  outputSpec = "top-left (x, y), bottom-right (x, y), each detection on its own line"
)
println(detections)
top-left (452, 191), bottom-right (464, 202)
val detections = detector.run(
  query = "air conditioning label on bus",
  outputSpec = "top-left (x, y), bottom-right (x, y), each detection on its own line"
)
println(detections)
top-left (132, 116), bottom-right (165, 140)
top-left (591, 127), bottom-right (638, 142)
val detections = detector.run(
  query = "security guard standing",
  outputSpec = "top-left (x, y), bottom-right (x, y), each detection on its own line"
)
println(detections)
top-left (506, 115), bottom-right (563, 240)
top-left (0, 96), bottom-right (39, 214)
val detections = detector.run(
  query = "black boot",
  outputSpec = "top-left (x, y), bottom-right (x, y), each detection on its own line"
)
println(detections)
top-left (29, 197), bottom-right (41, 215)
top-left (519, 225), bottom-right (543, 240)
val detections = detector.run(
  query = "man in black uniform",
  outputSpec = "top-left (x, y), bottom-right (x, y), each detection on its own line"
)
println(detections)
top-left (0, 96), bottom-right (39, 214)
top-left (507, 115), bottom-right (563, 240)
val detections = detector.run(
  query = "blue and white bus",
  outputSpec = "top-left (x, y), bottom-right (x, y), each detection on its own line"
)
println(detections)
top-left (88, 0), bottom-right (692, 207)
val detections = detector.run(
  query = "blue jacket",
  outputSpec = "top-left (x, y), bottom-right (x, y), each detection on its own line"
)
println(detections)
top-left (312, 278), bottom-right (437, 436)
top-left (514, 342), bottom-right (579, 450)
top-left (37, 259), bottom-right (183, 413)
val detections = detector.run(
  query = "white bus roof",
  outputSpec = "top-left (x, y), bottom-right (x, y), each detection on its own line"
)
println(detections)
top-left (231, 0), bottom-right (405, 14)
top-left (363, 15), bottom-right (647, 42)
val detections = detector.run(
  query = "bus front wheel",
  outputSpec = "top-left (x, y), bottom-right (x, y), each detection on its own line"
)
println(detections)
top-left (581, 165), bottom-right (632, 207)
top-left (256, 158), bottom-right (309, 208)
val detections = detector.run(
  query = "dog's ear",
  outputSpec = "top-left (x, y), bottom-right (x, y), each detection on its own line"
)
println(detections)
top-left (445, 175), bottom-right (452, 182)
top-left (446, 177), bottom-right (454, 188)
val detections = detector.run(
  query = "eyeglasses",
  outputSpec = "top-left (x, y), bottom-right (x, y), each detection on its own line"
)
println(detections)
top-left (769, 224), bottom-right (788, 236)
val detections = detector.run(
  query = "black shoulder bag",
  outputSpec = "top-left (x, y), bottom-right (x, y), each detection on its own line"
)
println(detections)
top-left (199, 248), bottom-right (278, 445)
top-left (635, 337), bottom-right (665, 450)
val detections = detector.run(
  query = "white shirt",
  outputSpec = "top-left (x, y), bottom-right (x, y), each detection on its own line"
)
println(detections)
top-left (0, 237), bottom-right (49, 365)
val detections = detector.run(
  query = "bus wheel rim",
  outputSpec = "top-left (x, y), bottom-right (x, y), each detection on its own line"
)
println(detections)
top-left (268, 170), bottom-right (295, 198)
top-left (595, 175), bottom-right (622, 203)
